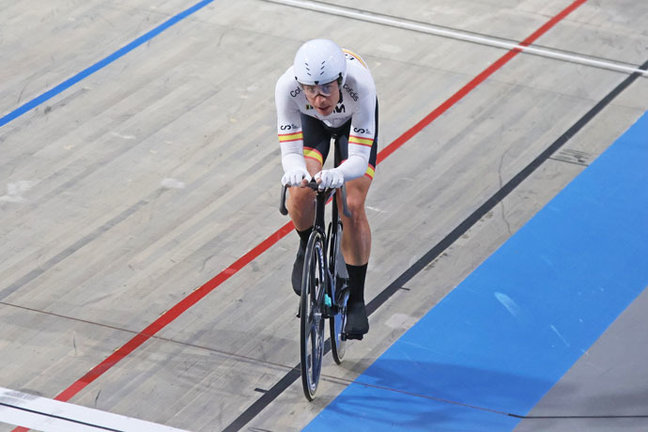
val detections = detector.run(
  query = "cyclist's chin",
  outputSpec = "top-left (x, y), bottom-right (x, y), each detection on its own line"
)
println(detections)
top-left (315, 105), bottom-right (333, 116)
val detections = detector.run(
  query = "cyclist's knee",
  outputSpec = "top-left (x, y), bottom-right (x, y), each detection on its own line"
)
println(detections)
top-left (344, 178), bottom-right (370, 218)
top-left (287, 186), bottom-right (315, 210)
top-left (345, 193), bottom-right (365, 217)
top-left (342, 191), bottom-right (368, 229)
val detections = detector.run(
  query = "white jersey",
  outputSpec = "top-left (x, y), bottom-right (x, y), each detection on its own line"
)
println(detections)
top-left (275, 49), bottom-right (377, 180)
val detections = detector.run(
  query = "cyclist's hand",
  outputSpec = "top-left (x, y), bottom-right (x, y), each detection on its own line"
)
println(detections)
top-left (282, 168), bottom-right (311, 187)
top-left (315, 169), bottom-right (344, 190)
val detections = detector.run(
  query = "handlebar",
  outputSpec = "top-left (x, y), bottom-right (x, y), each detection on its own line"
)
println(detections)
top-left (279, 179), bottom-right (351, 218)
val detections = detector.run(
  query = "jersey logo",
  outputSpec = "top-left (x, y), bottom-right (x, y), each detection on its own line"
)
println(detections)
top-left (334, 103), bottom-right (346, 113)
top-left (343, 83), bottom-right (358, 101)
top-left (280, 123), bottom-right (299, 131)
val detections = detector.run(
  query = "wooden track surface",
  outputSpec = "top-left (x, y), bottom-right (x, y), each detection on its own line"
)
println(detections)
top-left (1, 1), bottom-right (647, 431)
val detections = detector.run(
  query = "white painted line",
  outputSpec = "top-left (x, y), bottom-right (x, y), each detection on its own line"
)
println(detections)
top-left (267, 0), bottom-right (648, 77)
top-left (0, 387), bottom-right (189, 432)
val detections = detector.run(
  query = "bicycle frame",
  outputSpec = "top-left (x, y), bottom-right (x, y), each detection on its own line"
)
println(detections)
top-left (279, 180), bottom-right (351, 400)
top-left (280, 180), bottom-right (350, 308)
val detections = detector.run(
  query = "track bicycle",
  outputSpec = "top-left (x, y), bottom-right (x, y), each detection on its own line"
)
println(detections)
top-left (280, 179), bottom-right (351, 401)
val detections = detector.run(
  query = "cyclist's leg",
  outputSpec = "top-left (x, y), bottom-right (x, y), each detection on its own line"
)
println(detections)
top-left (340, 176), bottom-right (372, 336)
top-left (286, 157), bottom-right (321, 231)
top-left (340, 176), bottom-right (372, 265)
top-left (334, 122), bottom-right (377, 336)
top-left (286, 114), bottom-right (331, 295)
top-left (335, 98), bottom-right (378, 266)
top-left (287, 113), bottom-right (331, 229)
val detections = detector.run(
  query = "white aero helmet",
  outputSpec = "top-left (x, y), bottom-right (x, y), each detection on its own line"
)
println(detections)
top-left (293, 39), bottom-right (347, 85)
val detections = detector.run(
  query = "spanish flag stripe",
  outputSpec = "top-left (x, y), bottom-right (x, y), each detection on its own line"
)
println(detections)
top-left (349, 135), bottom-right (374, 146)
top-left (339, 159), bottom-right (375, 179)
top-left (365, 164), bottom-right (375, 179)
top-left (303, 147), bottom-right (323, 164)
top-left (278, 132), bottom-right (303, 142)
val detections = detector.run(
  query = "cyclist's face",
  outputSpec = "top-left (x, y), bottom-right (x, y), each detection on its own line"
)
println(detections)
top-left (301, 80), bottom-right (340, 116)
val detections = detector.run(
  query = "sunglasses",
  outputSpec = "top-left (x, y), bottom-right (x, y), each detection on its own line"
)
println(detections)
top-left (300, 80), bottom-right (338, 97)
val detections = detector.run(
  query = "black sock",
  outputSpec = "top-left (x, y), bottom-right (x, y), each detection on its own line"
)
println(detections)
top-left (346, 263), bottom-right (368, 304)
top-left (297, 227), bottom-right (313, 248)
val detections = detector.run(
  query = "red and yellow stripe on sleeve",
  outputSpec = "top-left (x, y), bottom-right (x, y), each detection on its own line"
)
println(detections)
top-left (349, 135), bottom-right (374, 148)
top-left (340, 157), bottom-right (375, 179)
top-left (303, 147), bottom-right (323, 165)
top-left (365, 164), bottom-right (375, 179)
top-left (278, 131), bottom-right (303, 143)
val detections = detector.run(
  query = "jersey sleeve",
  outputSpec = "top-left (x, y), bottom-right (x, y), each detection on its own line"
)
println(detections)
top-left (337, 74), bottom-right (377, 181)
top-left (275, 69), bottom-right (306, 174)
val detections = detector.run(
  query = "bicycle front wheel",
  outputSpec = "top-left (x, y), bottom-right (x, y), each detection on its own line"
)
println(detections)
top-left (300, 232), bottom-right (326, 401)
top-left (329, 220), bottom-right (348, 364)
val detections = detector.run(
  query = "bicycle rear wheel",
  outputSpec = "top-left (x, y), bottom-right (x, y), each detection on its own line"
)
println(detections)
top-left (329, 220), bottom-right (349, 365)
top-left (300, 232), bottom-right (326, 401)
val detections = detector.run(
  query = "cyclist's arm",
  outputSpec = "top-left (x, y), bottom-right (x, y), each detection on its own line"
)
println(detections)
top-left (275, 71), bottom-right (309, 183)
top-left (336, 83), bottom-right (376, 181)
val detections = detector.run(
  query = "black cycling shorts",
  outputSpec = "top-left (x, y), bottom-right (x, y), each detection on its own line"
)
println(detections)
top-left (300, 101), bottom-right (378, 179)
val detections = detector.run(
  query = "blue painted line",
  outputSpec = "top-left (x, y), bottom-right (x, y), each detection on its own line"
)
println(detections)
top-left (0, 0), bottom-right (214, 128)
top-left (305, 111), bottom-right (648, 431)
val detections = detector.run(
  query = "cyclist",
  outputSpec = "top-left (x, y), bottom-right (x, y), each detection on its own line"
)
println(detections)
top-left (275, 39), bottom-right (378, 339)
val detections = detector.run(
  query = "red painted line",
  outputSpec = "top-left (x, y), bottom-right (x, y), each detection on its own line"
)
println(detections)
top-left (51, 221), bottom-right (296, 402)
top-left (520, 0), bottom-right (587, 47)
top-left (376, 49), bottom-right (520, 164)
top-left (12, 1), bottom-right (587, 428)
top-left (378, 0), bottom-right (588, 165)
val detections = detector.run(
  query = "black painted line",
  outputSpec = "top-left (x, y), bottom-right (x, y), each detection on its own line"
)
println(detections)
top-left (368, 58), bottom-right (648, 317)
top-left (510, 414), bottom-right (648, 420)
top-left (222, 369), bottom-right (301, 432)
top-left (0, 401), bottom-right (123, 432)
